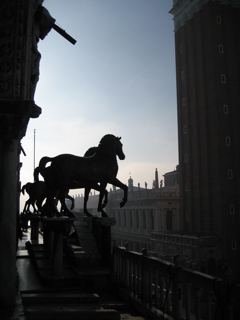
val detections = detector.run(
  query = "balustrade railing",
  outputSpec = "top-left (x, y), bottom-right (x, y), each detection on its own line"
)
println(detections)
top-left (113, 246), bottom-right (239, 320)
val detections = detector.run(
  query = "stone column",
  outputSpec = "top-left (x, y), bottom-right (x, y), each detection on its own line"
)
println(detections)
top-left (0, 139), bottom-right (18, 307)
top-left (0, 0), bottom-right (41, 307)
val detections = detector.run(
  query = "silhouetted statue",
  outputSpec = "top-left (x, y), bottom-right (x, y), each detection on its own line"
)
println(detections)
top-left (31, 1), bottom-right (55, 99)
top-left (21, 181), bottom-right (47, 214)
top-left (21, 180), bottom-right (75, 216)
top-left (34, 146), bottom-right (109, 217)
top-left (34, 134), bottom-right (128, 218)
top-left (30, 1), bottom-right (76, 99)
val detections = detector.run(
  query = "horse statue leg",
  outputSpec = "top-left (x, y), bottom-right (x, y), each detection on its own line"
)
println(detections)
top-left (101, 189), bottom-right (108, 209)
top-left (66, 194), bottom-right (75, 210)
top-left (111, 178), bottom-right (128, 208)
top-left (97, 183), bottom-right (108, 217)
top-left (22, 201), bottom-right (28, 214)
top-left (58, 190), bottom-right (76, 218)
top-left (84, 187), bottom-right (93, 217)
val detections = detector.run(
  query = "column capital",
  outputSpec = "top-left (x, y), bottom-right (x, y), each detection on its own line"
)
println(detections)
top-left (0, 100), bottom-right (41, 140)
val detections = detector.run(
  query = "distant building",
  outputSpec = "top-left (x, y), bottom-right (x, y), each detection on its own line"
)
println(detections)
top-left (170, 0), bottom-right (240, 279)
top-left (107, 168), bottom-right (180, 253)
top-left (72, 192), bottom-right (99, 216)
top-left (71, 168), bottom-right (180, 255)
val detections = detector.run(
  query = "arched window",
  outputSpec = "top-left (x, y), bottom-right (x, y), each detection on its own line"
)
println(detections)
top-left (142, 210), bottom-right (146, 229)
top-left (166, 210), bottom-right (173, 230)
top-left (223, 105), bottom-right (229, 114)
top-left (129, 210), bottom-right (132, 228)
top-left (208, 258), bottom-right (217, 276)
top-left (149, 210), bottom-right (154, 231)
top-left (232, 240), bottom-right (237, 250)
top-left (228, 169), bottom-right (233, 179)
top-left (218, 44), bottom-right (224, 53)
top-left (216, 16), bottom-right (222, 24)
top-left (230, 205), bottom-right (235, 214)
top-left (225, 136), bottom-right (231, 146)
top-left (221, 74), bottom-right (226, 83)
top-left (135, 210), bottom-right (139, 228)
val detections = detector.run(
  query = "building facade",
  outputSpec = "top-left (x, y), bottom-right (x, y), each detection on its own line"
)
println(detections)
top-left (170, 0), bottom-right (240, 280)
top-left (72, 168), bottom-right (180, 254)
top-left (106, 168), bottom-right (180, 253)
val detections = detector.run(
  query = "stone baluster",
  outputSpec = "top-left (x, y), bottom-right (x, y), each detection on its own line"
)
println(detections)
top-left (185, 282), bottom-right (192, 320)
top-left (195, 287), bottom-right (202, 320)
top-left (159, 276), bottom-right (165, 309)
top-left (206, 290), bottom-right (214, 320)
top-left (137, 261), bottom-right (141, 299)
top-left (172, 257), bottom-right (181, 319)
top-left (154, 268), bottom-right (160, 308)
top-left (148, 267), bottom-right (153, 307)
top-left (141, 249), bottom-right (148, 304)
top-left (131, 260), bottom-right (136, 296)
top-left (51, 231), bottom-right (64, 278)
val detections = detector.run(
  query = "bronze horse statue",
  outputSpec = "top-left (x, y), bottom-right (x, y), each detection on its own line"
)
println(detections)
top-left (21, 181), bottom-right (47, 214)
top-left (34, 146), bottom-right (109, 217)
top-left (21, 181), bottom-right (75, 215)
top-left (35, 134), bottom-right (128, 217)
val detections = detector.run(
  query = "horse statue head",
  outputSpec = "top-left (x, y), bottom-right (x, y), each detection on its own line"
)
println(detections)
top-left (98, 134), bottom-right (125, 160)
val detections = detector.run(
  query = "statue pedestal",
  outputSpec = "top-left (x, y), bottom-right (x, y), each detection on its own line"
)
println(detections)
top-left (28, 215), bottom-right (40, 241)
top-left (40, 217), bottom-right (76, 278)
top-left (89, 217), bottom-right (116, 268)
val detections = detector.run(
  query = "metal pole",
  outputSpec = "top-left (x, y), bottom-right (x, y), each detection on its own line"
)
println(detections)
top-left (34, 129), bottom-right (36, 170)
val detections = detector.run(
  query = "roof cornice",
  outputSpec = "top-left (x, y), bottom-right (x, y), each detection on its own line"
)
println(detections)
top-left (169, 0), bottom-right (240, 31)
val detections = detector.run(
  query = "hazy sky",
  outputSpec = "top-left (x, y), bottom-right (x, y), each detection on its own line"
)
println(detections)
top-left (20, 0), bottom-right (178, 209)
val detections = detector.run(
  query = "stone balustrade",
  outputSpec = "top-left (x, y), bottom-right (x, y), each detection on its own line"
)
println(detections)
top-left (113, 246), bottom-right (239, 320)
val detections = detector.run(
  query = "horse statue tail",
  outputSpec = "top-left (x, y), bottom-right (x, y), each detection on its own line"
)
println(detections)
top-left (21, 184), bottom-right (27, 195)
top-left (21, 182), bottom-right (31, 195)
top-left (35, 156), bottom-right (53, 181)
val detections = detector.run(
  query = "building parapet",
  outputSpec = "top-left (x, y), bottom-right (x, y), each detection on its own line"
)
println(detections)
top-left (113, 245), bottom-right (239, 320)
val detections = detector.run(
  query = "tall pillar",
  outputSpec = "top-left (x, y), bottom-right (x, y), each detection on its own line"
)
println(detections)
top-left (0, 139), bottom-right (18, 307)
top-left (0, 0), bottom-right (41, 307)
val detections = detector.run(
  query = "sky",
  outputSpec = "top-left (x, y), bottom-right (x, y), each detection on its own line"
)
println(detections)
top-left (20, 0), bottom-right (178, 210)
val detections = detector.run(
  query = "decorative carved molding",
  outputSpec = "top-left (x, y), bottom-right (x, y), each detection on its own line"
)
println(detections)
top-left (0, 0), bottom-right (39, 100)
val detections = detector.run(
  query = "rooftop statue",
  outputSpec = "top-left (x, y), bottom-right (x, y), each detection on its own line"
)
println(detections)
top-left (34, 145), bottom-right (109, 217)
top-left (34, 134), bottom-right (128, 218)
top-left (21, 181), bottom-right (47, 214)
top-left (30, 1), bottom-right (76, 100)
